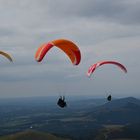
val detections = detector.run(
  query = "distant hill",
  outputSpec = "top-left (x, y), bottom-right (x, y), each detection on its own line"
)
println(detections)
top-left (86, 97), bottom-right (140, 124)
top-left (0, 130), bottom-right (71, 140)
top-left (0, 96), bottom-right (140, 140)
top-left (100, 97), bottom-right (140, 109)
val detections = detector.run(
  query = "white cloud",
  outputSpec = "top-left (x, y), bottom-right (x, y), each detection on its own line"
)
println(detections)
top-left (0, 0), bottom-right (140, 97)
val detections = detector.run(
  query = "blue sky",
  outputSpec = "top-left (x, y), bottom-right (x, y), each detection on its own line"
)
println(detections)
top-left (0, 0), bottom-right (140, 98)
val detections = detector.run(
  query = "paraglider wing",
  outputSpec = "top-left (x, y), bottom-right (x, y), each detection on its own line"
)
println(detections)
top-left (35, 43), bottom-right (53, 62)
top-left (87, 61), bottom-right (127, 77)
top-left (35, 39), bottom-right (81, 65)
top-left (0, 51), bottom-right (13, 62)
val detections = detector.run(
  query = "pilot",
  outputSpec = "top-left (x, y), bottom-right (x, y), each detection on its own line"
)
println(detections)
top-left (57, 96), bottom-right (67, 108)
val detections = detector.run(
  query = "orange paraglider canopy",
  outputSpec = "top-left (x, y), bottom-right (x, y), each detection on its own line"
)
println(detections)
top-left (35, 39), bottom-right (81, 65)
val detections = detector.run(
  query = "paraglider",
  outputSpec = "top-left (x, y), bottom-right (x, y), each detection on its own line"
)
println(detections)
top-left (35, 39), bottom-right (81, 65)
top-left (87, 61), bottom-right (127, 102)
top-left (35, 39), bottom-right (81, 108)
top-left (0, 51), bottom-right (13, 62)
top-left (87, 61), bottom-right (127, 77)
top-left (57, 96), bottom-right (67, 108)
top-left (107, 95), bottom-right (112, 101)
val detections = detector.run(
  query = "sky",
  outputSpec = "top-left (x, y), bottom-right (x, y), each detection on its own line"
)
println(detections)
top-left (0, 0), bottom-right (140, 98)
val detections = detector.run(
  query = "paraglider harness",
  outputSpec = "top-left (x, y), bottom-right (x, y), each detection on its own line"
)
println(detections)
top-left (107, 95), bottom-right (112, 101)
top-left (57, 96), bottom-right (67, 108)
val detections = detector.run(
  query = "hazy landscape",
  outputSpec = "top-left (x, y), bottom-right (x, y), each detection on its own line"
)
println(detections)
top-left (0, 0), bottom-right (140, 140)
top-left (0, 96), bottom-right (140, 140)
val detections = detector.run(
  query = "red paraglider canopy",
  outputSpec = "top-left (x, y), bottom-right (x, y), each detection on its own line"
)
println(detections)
top-left (87, 61), bottom-right (127, 77)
